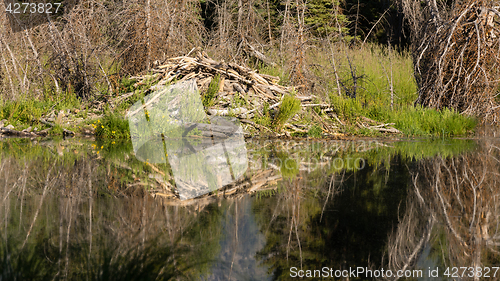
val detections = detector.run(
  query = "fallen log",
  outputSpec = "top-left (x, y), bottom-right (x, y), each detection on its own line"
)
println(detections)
top-left (0, 127), bottom-right (47, 137)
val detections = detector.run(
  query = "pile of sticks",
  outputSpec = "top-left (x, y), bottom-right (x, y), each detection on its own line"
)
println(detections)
top-left (403, 0), bottom-right (500, 122)
top-left (132, 51), bottom-right (296, 118)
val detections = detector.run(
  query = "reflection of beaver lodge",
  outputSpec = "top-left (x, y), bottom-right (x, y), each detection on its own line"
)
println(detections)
top-left (403, 0), bottom-right (500, 122)
top-left (384, 142), bottom-right (500, 278)
top-left (127, 80), bottom-right (285, 201)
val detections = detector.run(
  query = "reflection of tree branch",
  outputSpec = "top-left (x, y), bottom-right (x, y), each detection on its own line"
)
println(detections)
top-left (320, 171), bottom-right (345, 223)
top-left (435, 169), bottom-right (466, 246)
top-left (65, 197), bottom-right (74, 279)
top-left (411, 172), bottom-right (426, 205)
top-left (286, 201), bottom-right (293, 262)
top-left (294, 214), bottom-right (303, 270)
top-left (393, 216), bottom-right (435, 281)
top-left (390, 143), bottom-right (500, 279)
top-left (265, 195), bottom-right (282, 236)
top-left (441, 157), bottom-right (464, 209)
top-left (320, 173), bottom-right (335, 223)
top-left (21, 165), bottom-right (58, 249)
top-left (386, 181), bottom-right (435, 279)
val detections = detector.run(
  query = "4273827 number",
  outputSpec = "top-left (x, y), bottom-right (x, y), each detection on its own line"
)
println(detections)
top-left (444, 267), bottom-right (500, 278)
top-left (5, 2), bottom-right (61, 14)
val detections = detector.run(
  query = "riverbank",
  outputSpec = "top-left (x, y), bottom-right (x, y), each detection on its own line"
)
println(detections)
top-left (0, 45), bottom-right (477, 140)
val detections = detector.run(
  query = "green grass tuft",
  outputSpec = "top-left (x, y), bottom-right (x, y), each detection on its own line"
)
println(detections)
top-left (308, 124), bottom-right (323, 138)
top-left (202, 74), bottom-right (219, 108)
top-left (274, 94), bottom-right (301, 130)
top-left (94, 113), bottom-right (130, 139)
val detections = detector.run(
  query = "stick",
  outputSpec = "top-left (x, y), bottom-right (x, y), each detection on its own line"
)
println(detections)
top-left (245, 101), bottom-right (281, 115)
top-left (362, 5), bottom-right (393, 46)
top-left (193, 61), bottom-right (254, 85)
top-left (301, 104), bottom-right (330, 108)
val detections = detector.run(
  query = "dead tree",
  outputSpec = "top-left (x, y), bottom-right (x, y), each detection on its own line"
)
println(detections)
top-left (402, 0), bottom-right (500, 122)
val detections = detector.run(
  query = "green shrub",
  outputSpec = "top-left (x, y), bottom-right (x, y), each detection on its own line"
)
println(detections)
top-left (308, 124), bottom-right (323, 138)
top-left (202, 74), bottom-right (219, 108)
top-left (274, 94), bottom-right (301, 130)
top-left (44, 124), bottom-right (63, 136)
top-left (329, 94), bottom-right (364, 122)
top-left (94, 113), bottom-right (130, 139)
top-left (117, 77), bottom-right (137, 93)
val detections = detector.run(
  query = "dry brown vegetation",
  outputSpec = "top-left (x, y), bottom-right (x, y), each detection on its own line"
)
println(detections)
top-left (402, 0), bottom-right (500, 122)
top-left (0, 0), bottom-right (205, 100)
top-left (0, 0), bottom-right (319, 101)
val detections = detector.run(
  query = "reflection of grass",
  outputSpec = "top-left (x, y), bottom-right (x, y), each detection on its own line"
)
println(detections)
top-left (0, 210), bottom-right (209, 281)
top-left (88, 238), bottom-right (188, 281)
top-left (0, 237), bottom-right (58, 280)
top-left (277, 151), bottom-right (299, 179)
top-left (331, 139), bottom-right (477, 172)
top-left (247, 138), bottom-right (477, 178)
top-left (256, 185), bottom-right (286, 199)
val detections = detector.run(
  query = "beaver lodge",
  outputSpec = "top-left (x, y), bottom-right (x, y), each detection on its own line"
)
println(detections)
top-left (130, 51), bottom-right (401, 137)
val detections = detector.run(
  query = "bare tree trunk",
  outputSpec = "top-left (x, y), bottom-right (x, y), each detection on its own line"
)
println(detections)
top-left (330, 0), bottom-right (343, 97)
top-left (389, 42), bottom-right (394, 110)
top-left (354, 0), bottom-right (360, 40)
top-left (291, 0), bottom-right (307, 86)
top-left (146, 0), bottom-right (151, 70)
top-left (0, 36), bottom-right (24, 97)
top-left (280, 0), bottom-right (291, 55)
top-left (328, 42), bottom-right (342, 97)
top-left (266, 0), bottom-right (272, 41)
top-left (237, 0), bottom-right (243, 37)
top-left (0, 42), bottom-right (16, 98)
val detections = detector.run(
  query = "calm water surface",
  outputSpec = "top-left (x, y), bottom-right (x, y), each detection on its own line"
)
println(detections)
top-left (0, 137), bottom-right (498, 280)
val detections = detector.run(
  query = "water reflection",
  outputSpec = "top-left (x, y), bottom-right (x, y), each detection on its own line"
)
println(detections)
top-left (128, 80), bottom-right (248, 199)
top-left (0, 137), bottom-right (495, 280)
top-left (385, 141), bottom-right (500, 280)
